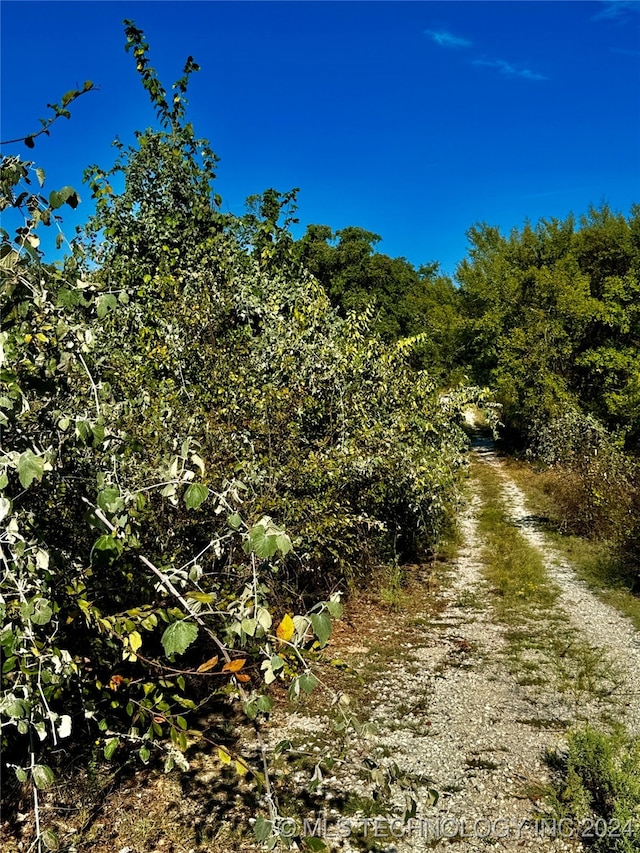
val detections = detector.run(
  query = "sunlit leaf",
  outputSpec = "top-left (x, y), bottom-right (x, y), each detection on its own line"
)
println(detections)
top-left (32, 764), bottom-right (55, 789)
top-left (221, 658), bottom-right (246, 673)
top-left (161, 621), bottom-right (198, 656)
top-left (276, 613), bottom-right (295, 642)
top-left (128, 630), bottom-right (142, 652)
top-left (17, 449), bottom-right (45, 489)
top-left (96, 293), bottom-right (117, 319)
top-left (196, 655), bottom-right (218, 673)
top-left (254, 816), bottom-right (273, 843)
top-left (104, 737), bottom-right (119, 759)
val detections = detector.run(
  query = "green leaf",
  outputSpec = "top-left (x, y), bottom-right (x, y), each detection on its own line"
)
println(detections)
top-left (309, 612), bottom-right (332, 647)
top-left (270, 654), bottom-right (284, 671)
top-left (241, 618), bottom-right (256, 636)
top-left (93, 534), bottom-right (120, 553)
top-left (161, 621), bottom-right (198, 656)
top-left (29, 597), bottom-right (53, 626)
top-left (243, 518), bottom-right (292, 559)
top-left (59, 185), bottom-right (80, 209)
top-left (184, 482), bottom-right (208, 510)
top-left (304, 838), bottom-right (327, 852)
top-left (299, 673), bottom-right (318, 694)
top-left (17, 449), bottom-right (45, 489)
top-left (254, 816), bottom-right (273, 843)
top-left (227, 512), bottom-right (243, 530)
top-left (244, 525), bottom-right (277, 560)
top-left (275, 533), bottom-right (292, 555)
top-left (32, 764), bottom-right (55, 789)
top-left (35, 167), bottom-right (46, 187)
top-left (41, 828), bottom-right (59, 851)
top-left (76, 420), bottom-right (91, 442)
top-left (255, 695), bottom-right (273, 713)
top-left (243, 700), bottom-right (258, 721)
top-left (1, 695), bottom-right (28, 718)
top-left (104, 737), bottom-right (119, 759)
top-left (97, 486), bottom-right (124, 514)
top-left (326, 597), bottom-right (343, 619)
top-left (96, 293), bottom-right (117, 319)
top-left (92, 421), bottom-right (106, 446)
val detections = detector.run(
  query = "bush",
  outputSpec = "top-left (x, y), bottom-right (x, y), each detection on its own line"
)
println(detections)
top-left (528, 410), bottom-right (637, 542)
top-left (546, 725), bottom-right (640, 853)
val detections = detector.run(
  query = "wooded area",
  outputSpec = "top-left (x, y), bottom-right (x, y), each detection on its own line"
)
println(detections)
top-left (1, 23), bottom-right (638, 852)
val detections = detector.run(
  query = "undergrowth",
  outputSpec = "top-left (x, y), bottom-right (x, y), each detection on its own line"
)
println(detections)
top-left (543, 725), bottom-right (640, 853)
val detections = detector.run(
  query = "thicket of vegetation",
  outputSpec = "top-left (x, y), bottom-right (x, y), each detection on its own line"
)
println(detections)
top-left (1, 21), bottom-right (638, 852)
top-left (0, 23), bottom-right (483, 851)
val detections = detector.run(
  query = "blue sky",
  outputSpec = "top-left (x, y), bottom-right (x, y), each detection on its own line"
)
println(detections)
top-left (1, 1), bottom-right (639, 276)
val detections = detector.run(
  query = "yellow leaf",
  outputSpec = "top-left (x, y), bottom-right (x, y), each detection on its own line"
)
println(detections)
top-left (196, 655), bottom-right (219, 673)
top-left (276, 614), bottom-right (295, 642)
top-left (217, 746), bottom-right (231, 765)
top-left (235, 758), bottom-right (249, 776)
top-left (128, 630), bottom-right (142, 653)
top-left (236, 673), bottom-right (250, 683)
top-left (222, 658), bottom-right (246, 674)
top-left (24, 334), bottom-right (33, 343)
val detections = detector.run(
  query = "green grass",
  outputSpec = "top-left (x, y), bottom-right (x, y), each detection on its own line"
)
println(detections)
top-left (473, 460), bottom-right (560, 622)
top-left (471, 460), bottom-right (620, 712)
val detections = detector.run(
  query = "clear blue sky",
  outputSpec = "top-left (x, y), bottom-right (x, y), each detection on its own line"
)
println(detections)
top-left (2, 1), bottom-right (639, 276)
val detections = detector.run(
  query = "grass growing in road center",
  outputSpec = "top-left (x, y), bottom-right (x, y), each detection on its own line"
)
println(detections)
top-left (473, 460), bottom-right (559, 622)
top-left (471, 459), bottom-right (620, 712)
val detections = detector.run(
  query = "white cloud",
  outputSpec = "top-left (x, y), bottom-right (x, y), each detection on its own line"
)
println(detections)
top-left (473, 58), bottom-right (548, 81)
top-left (592, 1), bottom-right (638, 22)
top-left (425, 29), bottom-right (472, 49)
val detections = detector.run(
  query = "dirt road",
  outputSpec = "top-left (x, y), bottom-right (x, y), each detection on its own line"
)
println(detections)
top-left (269, 437), bottom-right (640, 851)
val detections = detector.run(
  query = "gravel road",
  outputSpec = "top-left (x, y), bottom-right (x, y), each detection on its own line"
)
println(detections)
top-left (268, 437), bottom-right (640, 852)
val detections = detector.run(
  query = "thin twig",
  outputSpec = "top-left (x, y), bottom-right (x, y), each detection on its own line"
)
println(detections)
top-left (77, 353), bottom-right (100, 419)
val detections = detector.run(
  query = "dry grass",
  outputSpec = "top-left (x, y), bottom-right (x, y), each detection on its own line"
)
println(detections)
top-left (503, 458), bottom-right (640, 632)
